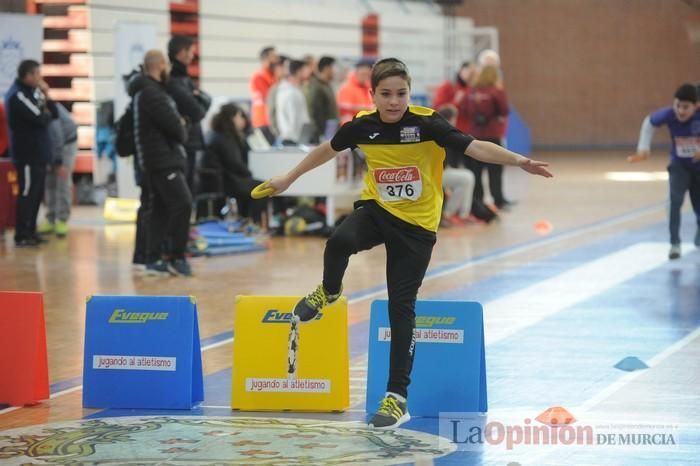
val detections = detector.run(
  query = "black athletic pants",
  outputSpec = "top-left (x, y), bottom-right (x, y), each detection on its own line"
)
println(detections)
top-left (322, 200), bottom-right (436, 399)
top-left (146, 169), bottom-right (192, 260)
top-left (471, 137), bottom-right (507, 207)
top-left (14, 163), bottom-right (46, 242)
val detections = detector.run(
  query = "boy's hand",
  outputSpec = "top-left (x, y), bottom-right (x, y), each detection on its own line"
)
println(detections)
top-left (627, 151), bottom-right (650, 163)
top-left (267, 175), bottom-right (293, 196)
top-left (519, 158), bottom-right (553, 178)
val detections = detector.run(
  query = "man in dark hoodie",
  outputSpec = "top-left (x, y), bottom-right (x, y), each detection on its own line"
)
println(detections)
top-left (131, 49), bottom-right (192, 276)
top-left (4, 59), bottom-right (58, 247)
top-left (167, 35), bottom-right (211, 190)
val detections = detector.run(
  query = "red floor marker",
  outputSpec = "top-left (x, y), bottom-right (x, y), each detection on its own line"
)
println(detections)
top-left (0, 291), bottom-right (49, 406)
top-left (536, 406), bottom-right (576, 426)
top-left (534, 220), bottom-right (553, 235)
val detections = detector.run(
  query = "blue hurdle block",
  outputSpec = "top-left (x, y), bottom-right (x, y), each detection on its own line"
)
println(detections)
top-left (366, 300), bottom-right (487, 417)
top-left (82, 295), bottom-right (203, 409)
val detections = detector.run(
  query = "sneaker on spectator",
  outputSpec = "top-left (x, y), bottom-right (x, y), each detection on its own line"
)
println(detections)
top-left (37, 222), bottom-right (54, 235)
top-left (15, 237), bottom-right (41, 248)
top-left (169, 258), bottom-right (193, 277)
top-left (145, 260), bottom-right (173, 276)
top-left (55, 221), bottom-right (69, 237)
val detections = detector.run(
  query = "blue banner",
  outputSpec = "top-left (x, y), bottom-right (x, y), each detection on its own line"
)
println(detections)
top-left (83, 296), bottom-right (203, 409)
top-left (366, 300), bottom-right (487, 417)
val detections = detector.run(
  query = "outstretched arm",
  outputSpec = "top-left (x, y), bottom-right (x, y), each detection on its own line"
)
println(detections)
top-left (628, 115), bottom-right (654, 163)
top-left (267, 141), bottom-right (338, 194)
top-left (465, 139), bottom-right (553, 178)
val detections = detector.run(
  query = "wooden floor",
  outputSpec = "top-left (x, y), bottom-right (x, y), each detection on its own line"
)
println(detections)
top-left (1, 151), bottom-right (699, 465)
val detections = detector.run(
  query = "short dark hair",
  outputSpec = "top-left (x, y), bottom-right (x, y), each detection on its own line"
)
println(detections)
top-left (675, 83), bottom-right (698, 104)
top-left (168, 35), bottom-right (194, 61)
top-left (17, 59), bottom-right (40, 79)
top-left (260, 46), bottom-right (275, 61)
top-left (288, 59), bottom-right (305, 77)
top-left (318, 56), bottom-right (335, 72)
top-left (370, 57), bottom-right (411, 91)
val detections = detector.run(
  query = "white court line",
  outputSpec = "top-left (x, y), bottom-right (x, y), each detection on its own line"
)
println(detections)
top-left (578, 325), bottom-right (700, 412)
top-left (483, 242), bottom-right (694, 345)
top-left (521, 325), bottom-right (700, 465)
top-left (0, 206), bottom-right (666, 415)
top-left (49, 385), bottom-right (83, 399)
top-left (199, 338), bottom-right (235, 351)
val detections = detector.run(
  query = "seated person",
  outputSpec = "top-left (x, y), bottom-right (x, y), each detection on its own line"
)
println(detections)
top-left (437, 105), bottom-right (476, 226)
top-left (437, 105), bottom-right (497, 224)
top-left (202, 103), bottom-right (267, 223)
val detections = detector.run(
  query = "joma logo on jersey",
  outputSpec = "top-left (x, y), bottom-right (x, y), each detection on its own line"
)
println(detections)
top-left (399, 126), bottom-right (420, 143)
top-left (415, 316), bottom-right (456, 328)
top-left (262, 309), bottom-right (322, 323)
top-left (108, 309), bottom-right (169, 323)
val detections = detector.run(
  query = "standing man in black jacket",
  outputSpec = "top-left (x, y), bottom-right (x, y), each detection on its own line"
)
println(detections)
top-left (167, 35), bottom-right (211, 191)
top-left (133, 50), bottom-right (192, 276)
top-left (4, 60), bottom-right (58, 247)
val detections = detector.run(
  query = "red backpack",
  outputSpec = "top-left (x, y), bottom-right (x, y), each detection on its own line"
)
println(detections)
top-left (467, 88), bottom-right (501, 128)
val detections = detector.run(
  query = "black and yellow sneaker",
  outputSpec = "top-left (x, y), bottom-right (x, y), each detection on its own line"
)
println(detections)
top-left (292, 284), bottom-right (342, 323)
top-left (368, 394), bottom-right (410, 429)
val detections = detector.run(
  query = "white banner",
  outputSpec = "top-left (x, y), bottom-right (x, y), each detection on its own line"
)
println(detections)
top-left (378, 327), bottom-right (464, 344)
top-left (93, 355), bottom-right (177, 371)
top-left (112, 21), bottom-right (157, 198)
top-left (0, 14), bottom-right (43, 96)
top-left (246, 378), bottom-right (331, 393)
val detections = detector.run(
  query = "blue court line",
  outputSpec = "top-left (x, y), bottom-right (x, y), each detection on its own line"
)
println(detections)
top-left (201, 330), bottom-right (234, 348)
top-left (49, 376), bottom-right (83, 395)
top-left (46, 201), bottom-right (665, 397)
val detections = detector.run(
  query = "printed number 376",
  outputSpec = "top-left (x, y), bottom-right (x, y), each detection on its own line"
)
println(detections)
top-left (386, 184), bottom-right (414, 197)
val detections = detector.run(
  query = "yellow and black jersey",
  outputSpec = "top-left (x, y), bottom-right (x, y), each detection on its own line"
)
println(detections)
top-left (330, 105), bottom-right (474, 232)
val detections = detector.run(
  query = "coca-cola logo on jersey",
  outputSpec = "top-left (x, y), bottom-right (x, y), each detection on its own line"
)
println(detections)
top-left (374, 167), bottom-right (420, 183)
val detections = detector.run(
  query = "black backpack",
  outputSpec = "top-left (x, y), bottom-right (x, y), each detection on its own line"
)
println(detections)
top-left (114, 102), bottom-right (135, 158)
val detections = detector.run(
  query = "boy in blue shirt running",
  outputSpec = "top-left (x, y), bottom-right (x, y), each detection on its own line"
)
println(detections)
top-left (629, 83), bottom-right (700, 259)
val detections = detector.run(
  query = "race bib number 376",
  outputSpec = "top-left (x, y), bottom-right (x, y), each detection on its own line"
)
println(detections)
top-left (374, 166), bottom-right (422, 202)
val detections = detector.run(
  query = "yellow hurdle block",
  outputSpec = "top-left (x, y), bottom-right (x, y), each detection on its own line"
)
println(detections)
top-left (102, 197), bottom-right (140, 223)
top-left (231, 296), bottom-right (349, 412)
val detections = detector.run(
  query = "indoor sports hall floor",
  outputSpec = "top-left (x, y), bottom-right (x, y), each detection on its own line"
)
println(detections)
top-left (1, 151), bottom-right (699, 465)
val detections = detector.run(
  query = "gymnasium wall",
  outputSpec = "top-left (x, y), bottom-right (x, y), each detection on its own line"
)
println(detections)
top-left (456, 0), bottom-right (700, 149)
top-left (88, 0), bottom-right (170, 103)
top-left (199, 0), bottom-right (477, 102)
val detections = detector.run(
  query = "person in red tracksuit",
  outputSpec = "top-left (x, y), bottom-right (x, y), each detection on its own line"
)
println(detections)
top-left (432, 61), bottom-right (475, 135)
top-left (462, 64), bottom-right (513, 210)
